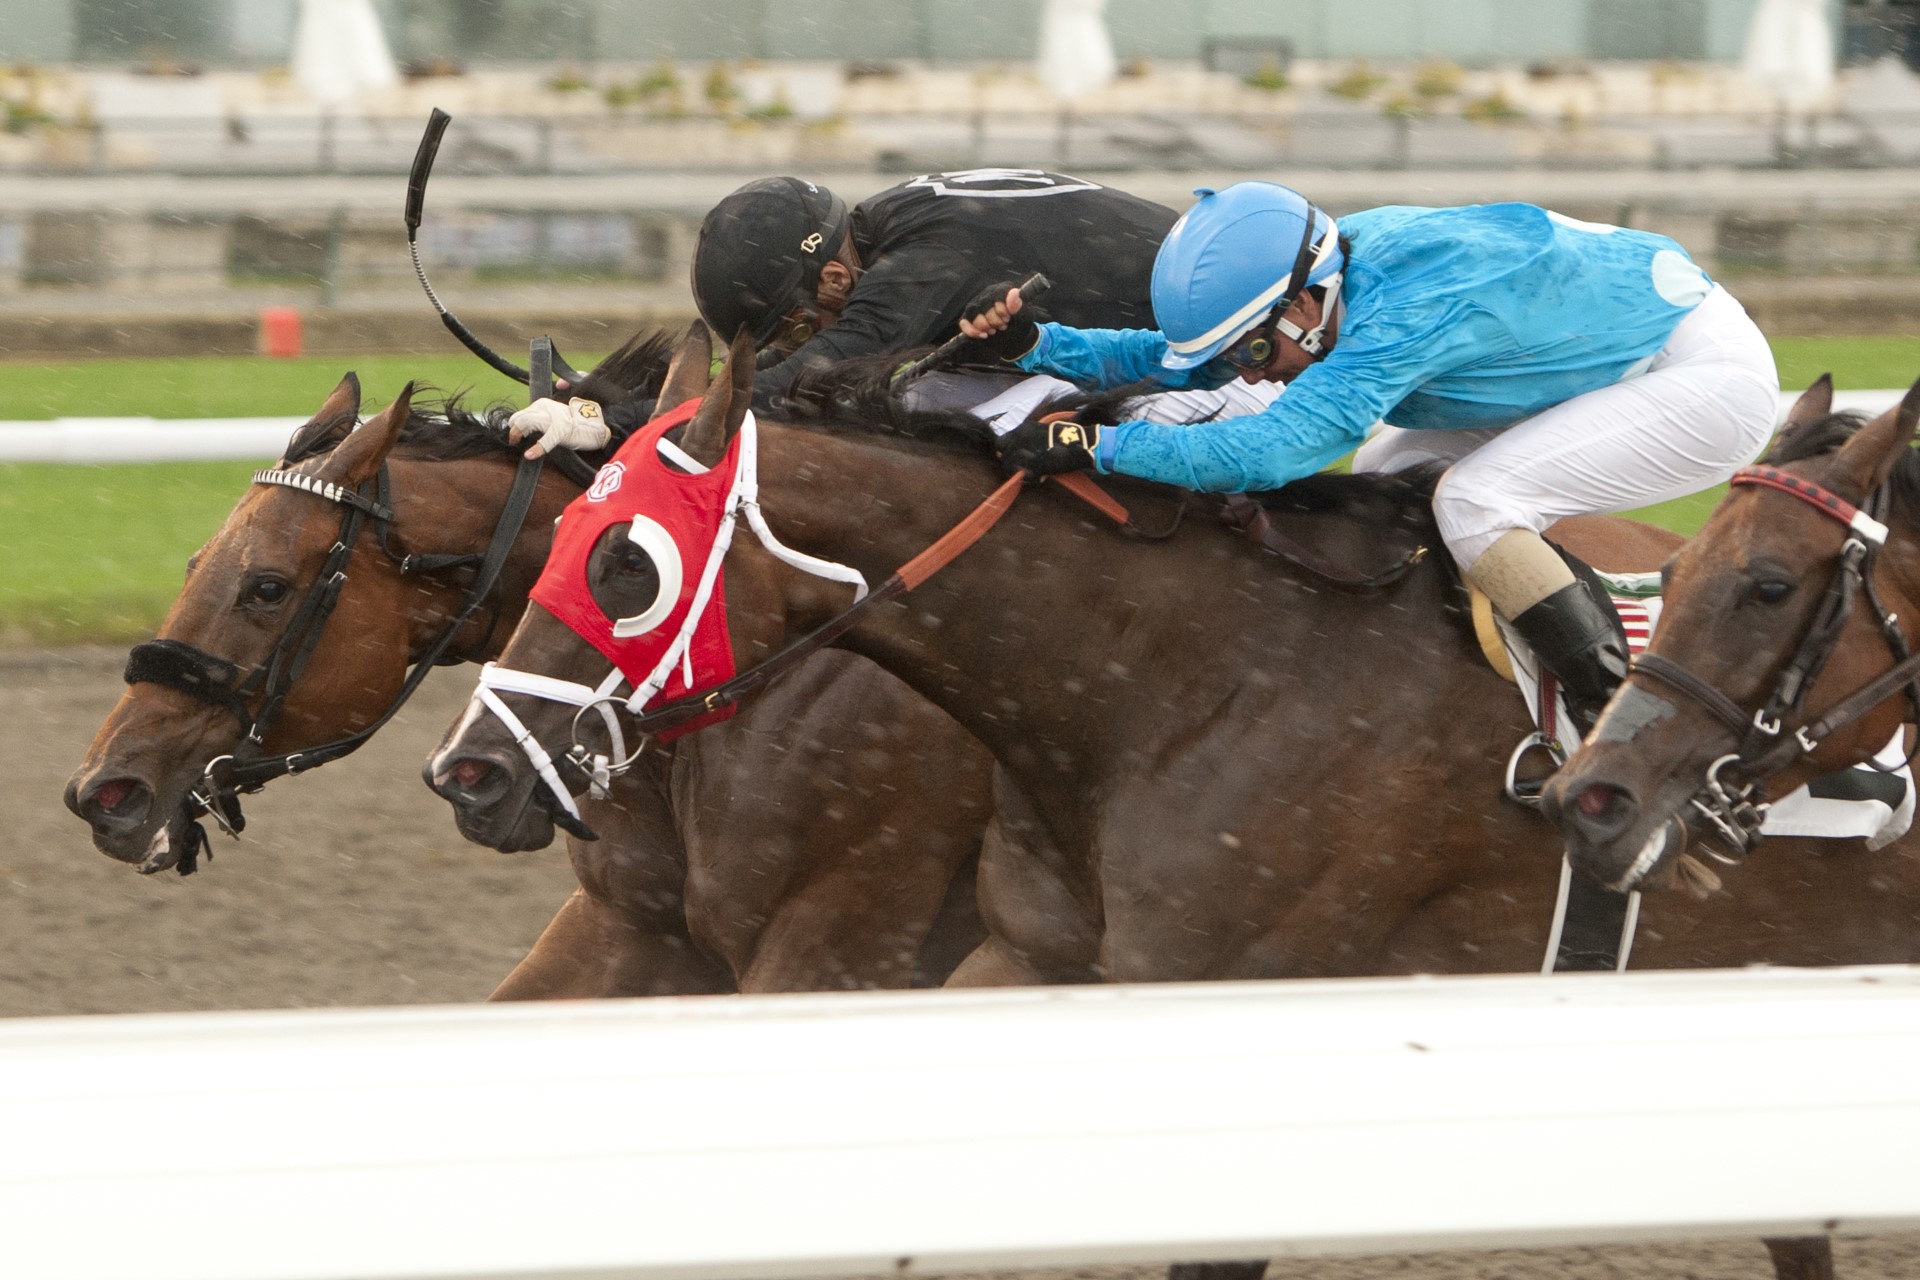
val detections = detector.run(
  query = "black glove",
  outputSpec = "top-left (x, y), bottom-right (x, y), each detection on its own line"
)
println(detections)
top-left (998, 414), bottom-right (1101, 478)
top-left (960, 280), bottom-right (1041, 362)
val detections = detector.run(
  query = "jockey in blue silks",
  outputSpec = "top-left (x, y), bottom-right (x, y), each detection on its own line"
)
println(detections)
top-left (964, 182), bottom-right (1779, 738)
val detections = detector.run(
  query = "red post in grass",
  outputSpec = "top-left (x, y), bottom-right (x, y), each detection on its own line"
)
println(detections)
top-left (258, 307), bottom-right (303, 358)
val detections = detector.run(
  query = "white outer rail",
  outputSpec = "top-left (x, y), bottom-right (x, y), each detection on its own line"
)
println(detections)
top-left (0, 415), bottom-right (305, 462)
top-left (0, 389), bottom-right (1905, 463)
top-left (2, 965), bottom-right (1918, 1280)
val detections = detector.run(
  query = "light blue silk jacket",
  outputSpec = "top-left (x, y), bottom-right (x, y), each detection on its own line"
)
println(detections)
top-left (1015, 202), bottom-right (1716, 492)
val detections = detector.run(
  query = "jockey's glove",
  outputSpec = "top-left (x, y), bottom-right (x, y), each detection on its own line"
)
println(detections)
top-left (507, 397), bottom-right (611, 458)
top-left (961, 280), bottom-right (1041, 363)
top-left (998, 414), bottom-right (1101, 478)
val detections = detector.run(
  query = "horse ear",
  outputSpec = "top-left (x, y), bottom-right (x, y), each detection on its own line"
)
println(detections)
top-left (1831, 376), bottom-right (1920, 499)
top-left (320, 382), bottom-right (414, 489)
top-left (655, 320), bottom-right (713, 416)
top-left (679, 328), bottom-right (756, 465)
top-left (279, 372), bottom-right (361, 464)
top-left (1783, 373), bottom-right (1833, 435)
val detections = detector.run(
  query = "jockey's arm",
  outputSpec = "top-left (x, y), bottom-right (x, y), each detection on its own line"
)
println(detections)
top-left (1013, 322), bottom-right (1202, 391)
top-left (1014, 321), bottom-right (1395, 492)
top-left (1017, 296), bottom-right (1500, 493)
top-left (1097, 359), bottom-right (1393, 491)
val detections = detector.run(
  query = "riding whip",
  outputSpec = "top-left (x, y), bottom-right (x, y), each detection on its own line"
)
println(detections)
top-left (895, 271), bottom-right (1052, 384)
top-left (405, 108), bottom-right (533, 385)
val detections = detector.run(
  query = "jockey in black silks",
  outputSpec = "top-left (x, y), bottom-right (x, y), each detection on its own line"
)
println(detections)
top-left (506, 167), bottom-right (1174, 449)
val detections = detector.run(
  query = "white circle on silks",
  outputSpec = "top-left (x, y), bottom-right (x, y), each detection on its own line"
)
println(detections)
top-left (1742, 0), bottom-right (1836, 113)
top-left (292, 0), bottom-right (400, 107)
top-left (1038, 0), bottom-right (1117, 103)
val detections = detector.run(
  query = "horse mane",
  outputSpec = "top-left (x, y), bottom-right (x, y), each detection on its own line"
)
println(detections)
top-left (293, 327), bottom-right (682, 466)
top-left (1759, 407), bottom-right (1920, 520)
top-left (1761, 409), bottom-right (1872, 465)
top-left (783, 352), bottom-right (1004, 454)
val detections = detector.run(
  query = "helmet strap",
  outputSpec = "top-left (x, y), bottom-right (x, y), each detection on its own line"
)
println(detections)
top-left (1275, 270), bottom-right (1343, 359)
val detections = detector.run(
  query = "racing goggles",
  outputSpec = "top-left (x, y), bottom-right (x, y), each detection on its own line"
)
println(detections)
top-left (1216, 210), bottom-right (1342, 373)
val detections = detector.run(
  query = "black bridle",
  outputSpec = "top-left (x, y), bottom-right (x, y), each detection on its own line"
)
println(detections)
top-left (124, 454), bottom-right (547, 873)
top-left (1630, 464), bottom-right (1920, 857)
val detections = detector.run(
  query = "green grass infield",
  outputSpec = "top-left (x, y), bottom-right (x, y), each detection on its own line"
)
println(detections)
top-left (1, 335), bottom-right (1915, 646)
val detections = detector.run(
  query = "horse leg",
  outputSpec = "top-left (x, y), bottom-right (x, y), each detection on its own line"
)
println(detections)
top-left (943, 935), bottom-right (1054, 987)
top-left (1166, 1262), bottom-right (1267, 1280)
top-left (1763, 1236), bottom-right (1835, 1280)
top-left (488, 887), bottom-right (732, 1000)
top-left (913, 850), bottom-right (986, 986)
top-left (941, 768), bottom-right (1104, 987)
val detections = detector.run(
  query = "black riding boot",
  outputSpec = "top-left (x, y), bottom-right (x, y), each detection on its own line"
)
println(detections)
top-left (1509, 581), bottom-right (1631, 741)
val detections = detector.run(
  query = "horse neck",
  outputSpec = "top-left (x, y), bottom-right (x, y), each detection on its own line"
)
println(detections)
top-left (387, 450), bottom-right (580, 665)
top-left (747, 423), bottom-right (1460, 773)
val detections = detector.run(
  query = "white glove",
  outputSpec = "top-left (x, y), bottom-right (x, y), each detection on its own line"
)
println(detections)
top-left (506, 397), bottom-right (611, 458)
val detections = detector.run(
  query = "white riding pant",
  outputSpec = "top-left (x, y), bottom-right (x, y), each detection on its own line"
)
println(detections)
top-left (1350, 284), bottom-right (1779, 570)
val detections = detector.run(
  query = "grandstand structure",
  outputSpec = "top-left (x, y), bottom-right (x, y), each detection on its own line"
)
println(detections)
top-left (0, 0), bottom-right (1910, 68)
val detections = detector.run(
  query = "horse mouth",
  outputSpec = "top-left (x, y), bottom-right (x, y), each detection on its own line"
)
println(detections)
top-left (133, 805), bottom-right (195, 875)
top-left (1612, 819), bottom-right (1682, 892)
top-left (425, 752), bottom-right (560, 853)
top-left (1544, 767), bottom-right (1696, 894)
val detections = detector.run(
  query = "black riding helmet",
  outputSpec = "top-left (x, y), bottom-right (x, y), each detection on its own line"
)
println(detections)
top-left (690, 177), bottom-right (852, 347)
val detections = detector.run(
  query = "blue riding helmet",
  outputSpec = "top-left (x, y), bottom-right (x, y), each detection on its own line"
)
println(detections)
top-left (1153, 183), bottom-right (1344, 371)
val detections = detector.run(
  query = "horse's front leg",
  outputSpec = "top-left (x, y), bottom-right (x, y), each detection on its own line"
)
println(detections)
top-left (944, 768), bottom-right (1103, 987)
top-left (488, 885), bottom-right (733, 1000)
top-left (1763, 1236), bottom-right (1835, 1280)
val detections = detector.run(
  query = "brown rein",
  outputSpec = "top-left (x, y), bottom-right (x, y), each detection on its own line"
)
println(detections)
top-left (621, 460), bottom-right (1431, 739)
top-left (625, 472), bottom-right (1027, 738)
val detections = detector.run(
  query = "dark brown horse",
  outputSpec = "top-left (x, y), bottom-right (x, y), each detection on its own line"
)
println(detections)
top-left (431, 336), bottom-right (1909, 1280)
top-left (437, 333), bottom-right (1920, 989)
top-left (63, 340), bottom-right (990, 997)
top-left (1547, 376), bottom-right (1920, 897)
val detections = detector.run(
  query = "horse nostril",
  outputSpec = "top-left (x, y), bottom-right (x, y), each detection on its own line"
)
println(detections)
top-left (1577, 784), bottom-right (1624, 819)
top-left (451, 759), bottom-right (494, 790)
top-left (436, 756), bottom-right (510, 809)
top-left (79, 776), bottom-right (153, 832)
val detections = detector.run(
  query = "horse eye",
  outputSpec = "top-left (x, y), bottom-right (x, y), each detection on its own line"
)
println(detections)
top-left (246, 577), bottom-right (290, 605)
top-left (620, 546), bottom-right (653, 575)
top-left (1749, 580), bottom-right (1793, 605)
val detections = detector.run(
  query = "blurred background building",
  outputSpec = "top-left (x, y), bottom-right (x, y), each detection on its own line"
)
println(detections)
top-left (0, 0), bottom-right (1913, 354)
top-left (3, 0), bottom-right (1914, 66)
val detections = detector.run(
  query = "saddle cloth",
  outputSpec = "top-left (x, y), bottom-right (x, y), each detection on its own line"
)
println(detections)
top-left (1479, 570), bottom-right (1916, 850)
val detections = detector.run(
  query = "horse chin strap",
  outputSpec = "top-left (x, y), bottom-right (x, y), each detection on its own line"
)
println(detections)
top-left (1631, 465), bottom-right (1920, 859)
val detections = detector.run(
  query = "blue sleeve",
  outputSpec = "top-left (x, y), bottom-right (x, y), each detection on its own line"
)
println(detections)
top-left (1014, 323), bottom-right (1200, 390)
top-left (1094, 299), bottom-right (1501, 492)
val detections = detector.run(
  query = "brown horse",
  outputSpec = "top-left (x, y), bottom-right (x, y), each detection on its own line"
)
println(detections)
top-left (437, 332), bottom-right (1920, 989)
top-left (430, 335), bottom-right (1912, 1280)
top-left (1546, 376), bottom-right (1920, 897)
top-left (62, 339), bottom-right (989, 997)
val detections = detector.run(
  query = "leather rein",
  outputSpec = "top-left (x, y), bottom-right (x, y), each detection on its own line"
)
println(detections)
top-left (1629, 463), bottom-right (1920, 856)
top-left (569, 464), bottom-right (1427, 761)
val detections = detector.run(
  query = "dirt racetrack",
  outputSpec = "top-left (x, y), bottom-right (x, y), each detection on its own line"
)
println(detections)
top-left (9, 645), bottom-right (1920, 1279)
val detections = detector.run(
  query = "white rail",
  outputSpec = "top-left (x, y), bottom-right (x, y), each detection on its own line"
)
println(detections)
top-left (2, 965), bottom-right (1918, 1280)
top-left (0, 389), bottom-right (1905, 463)
top-left (0, 415), bottom-right (304, 463)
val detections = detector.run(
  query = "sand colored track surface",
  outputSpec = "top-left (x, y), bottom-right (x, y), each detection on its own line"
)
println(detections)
top-left (9, 646), bottom-right (1920, 1277)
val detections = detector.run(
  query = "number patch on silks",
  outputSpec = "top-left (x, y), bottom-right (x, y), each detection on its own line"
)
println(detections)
top-left (905, 168), bottom-right (1103, 198)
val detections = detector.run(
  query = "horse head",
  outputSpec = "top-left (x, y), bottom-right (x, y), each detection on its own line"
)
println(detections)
top-left (426, 321), bottom-right (747, 852)
top-left (1543, 374), bottom-right (1920, 891)
top-left (61, 374), bottom-right (574, 873)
